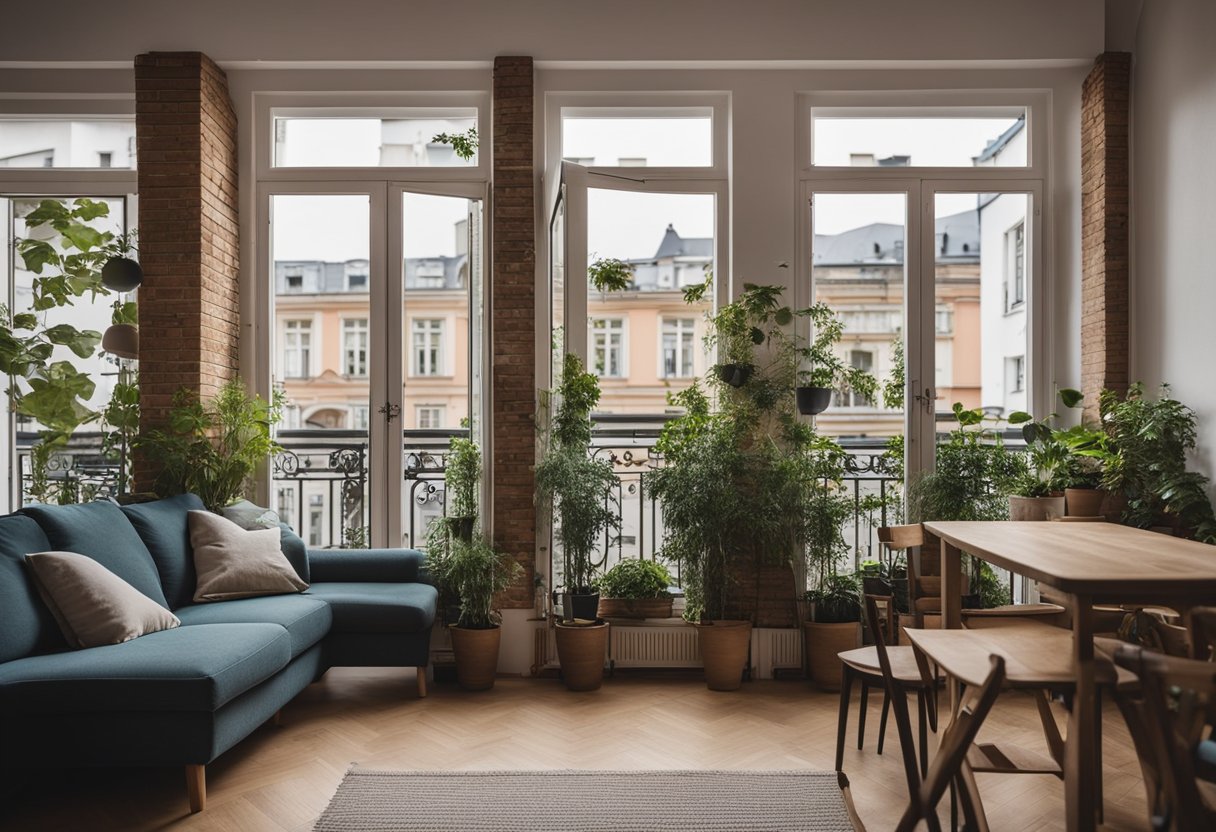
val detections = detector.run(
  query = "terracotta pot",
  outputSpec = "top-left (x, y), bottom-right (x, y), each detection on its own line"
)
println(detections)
top-left (1009, 495), bottom-right (1066, 521)
top-left (449, 625), bottom-right (501, 691)
top-left (802, 620), bottom-right (861, 692)
top-left (597, 597), bottom-right (674, 619)
top-left (554, 620), bottom-right (609, 691)
top-left (696, 620), bottom-right (752, 691)
top-left (1065, 487), bottom-right (1107, 518)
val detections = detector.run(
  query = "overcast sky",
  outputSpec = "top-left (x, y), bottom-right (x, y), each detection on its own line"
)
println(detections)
top-left (272, 116), bottom-right (1021, 265)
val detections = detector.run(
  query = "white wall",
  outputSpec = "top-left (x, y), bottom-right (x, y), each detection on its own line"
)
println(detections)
top-left (0, 1), bottom-right (1103, 64)
top-left (1131, 0), bottom-right (1216, 479)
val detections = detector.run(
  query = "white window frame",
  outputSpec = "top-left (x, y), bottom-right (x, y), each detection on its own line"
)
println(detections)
top-left (415, 405), bottom-right (445, 429)
top-left (1005, 219), bottom-right (1026, 312)
top-left (799, 89), bottom-right (1049, 479)
top-left (659, 316), bottom-right (698, 379)
top-left (341, 316), bottom-right (369, 378)
top-left (410, 317), bottom-right (446, 377)
top-left (281, 318), bottom-right (315, 379)
top-left (590, 317), bottom-right (627, 379)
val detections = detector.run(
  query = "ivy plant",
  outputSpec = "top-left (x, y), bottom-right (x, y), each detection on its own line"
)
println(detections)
top-left (431, 126), bottom-right (478, 162)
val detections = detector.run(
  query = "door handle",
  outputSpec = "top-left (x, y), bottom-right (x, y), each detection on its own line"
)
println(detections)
top-left (378, 402), bottom-right (401, 423)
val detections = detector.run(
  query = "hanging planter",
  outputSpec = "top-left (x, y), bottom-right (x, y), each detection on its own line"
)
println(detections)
top-left (795, 386), bottom-right (832, 415)
top-left (715, 363), bottom-right (755, 388)
top-left (101, 255), bottom-right (143, 292)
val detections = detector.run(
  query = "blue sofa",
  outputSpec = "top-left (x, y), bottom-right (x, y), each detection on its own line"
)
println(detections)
top-left (0, 494), bottom-right (437, 812)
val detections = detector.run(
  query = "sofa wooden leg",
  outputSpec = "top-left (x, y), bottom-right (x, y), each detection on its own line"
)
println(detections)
top-left (416, 666), bottom-right (428, 698)
top-left (185, 764), bottom-right (206, 813)
top-left (273, 709), bottom-right (282, 726)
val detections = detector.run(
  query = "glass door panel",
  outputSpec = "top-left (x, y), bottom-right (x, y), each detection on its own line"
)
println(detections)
top-left (810, 191), bottom-right (909, 564)
top-left (397, 190), bottom-right (479, 549)
top-left (270, 193), bottom-right (372, 549)
top-left (585, 189), bottom-right (715, 415)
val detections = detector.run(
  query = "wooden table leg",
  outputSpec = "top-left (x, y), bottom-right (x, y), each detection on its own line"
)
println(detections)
top-left (1065, 595), bottom-right (1096, 831)
top-left (941, 538), bottom-right (963, 630)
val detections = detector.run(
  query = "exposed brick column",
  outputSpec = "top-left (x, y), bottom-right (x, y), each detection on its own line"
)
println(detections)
top-left (1080, 53), bottom-right (1131, 420)
top-left (133, 52), bottom-right (240, 490)
top-left (492, 56), bottom-right (536, 607)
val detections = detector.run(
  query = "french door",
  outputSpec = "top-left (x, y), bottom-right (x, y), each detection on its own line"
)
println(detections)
top-left (262, 181), bottom-right (485, 550)
top-left (805, 178), bottom-right (1043, 481)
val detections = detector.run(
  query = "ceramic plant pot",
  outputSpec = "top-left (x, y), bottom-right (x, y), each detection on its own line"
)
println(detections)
top-left (554, 620), bottom-right (610, 691)
top-left (796, 386), bottom-right (833, 415)
top-left (449, 625), bottom-right (502, 691)
top-left (1065, 488), bottom-right (1107, 518)
top-left (1009, 495), bottom-right (1066, 521)
top-left (802, 620), bottom-right (861, 691)
top-left (696, 620), bottom-right (753, 691)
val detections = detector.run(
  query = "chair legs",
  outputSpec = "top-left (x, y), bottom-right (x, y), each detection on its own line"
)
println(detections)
top-left (878, 689), bottom-right (891, 755)
top-left (858, 679), bottom-right (870, 750)
top-left (836, 665), bottom-right (855, 771)
top-left (917, 690), bottom-right (929, 778)
top-left (416, 665), bottom-right (428, 698)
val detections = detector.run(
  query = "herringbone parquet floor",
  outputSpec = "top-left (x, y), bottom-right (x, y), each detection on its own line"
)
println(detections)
top-left (0, 669), bottom-right (1150, 831)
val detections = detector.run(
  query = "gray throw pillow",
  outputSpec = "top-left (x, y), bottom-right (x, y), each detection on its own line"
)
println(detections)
top-left (221, 499), bottom-right (282, 530)
top-left (25, 551), bottom-right (180, 648)
top-left (188, 510), bottom-right (309, 602)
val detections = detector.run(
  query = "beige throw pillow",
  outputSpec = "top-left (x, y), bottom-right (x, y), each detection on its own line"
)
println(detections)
top-left (188, 510), bottom-right (308, 602)
top-left (25, 551), bottom-right (180, 649)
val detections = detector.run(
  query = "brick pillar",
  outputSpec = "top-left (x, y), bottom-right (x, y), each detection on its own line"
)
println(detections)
top-left (133, 52), bottom-right (240, 489)
top-left (1080, 53), bottom-right (1131, 420)
top-left (492, 56), bottom-right (536, 607)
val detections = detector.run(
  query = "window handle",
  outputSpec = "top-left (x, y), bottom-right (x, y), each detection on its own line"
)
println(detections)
top-left (378, 402), bottom-right (401, 423)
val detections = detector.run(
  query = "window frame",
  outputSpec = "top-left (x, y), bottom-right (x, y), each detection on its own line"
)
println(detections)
top-left (590, 316), bottom-right (627, 379)
top-left (659, 316), bottom-right (698, 380)
top-left (410, 317), bottom-right (446, 377)
top-left (280, 318), bottom-right (315, 379)
top-left (341, 316), bottom-right (370, 378)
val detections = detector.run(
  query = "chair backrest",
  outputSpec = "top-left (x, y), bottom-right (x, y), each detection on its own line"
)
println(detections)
top-left (878, 524), bottom-right (925, 551)
top-left (1113, 644), bottom-right (1216, 832)
top-left (1189, 606), bottom-right (1216, 661)
top-left (894, 652), bottom-right (1006, 832)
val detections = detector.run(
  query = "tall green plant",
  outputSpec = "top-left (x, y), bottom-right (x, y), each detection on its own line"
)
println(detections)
top-left (649, 283), bottom-right (874, 622)
top-left (536, 353), bottom-right (620, 594)
top-left (136, 380), bottom-right (282, 511)
top-left (426, 534), bottom-right (521, 629)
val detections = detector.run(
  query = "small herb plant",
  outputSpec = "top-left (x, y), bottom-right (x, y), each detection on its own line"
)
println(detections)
top-left (427, 535), bottom-right (521, 629)
top-left (595, 559), bottom-right (673, 600)
top-left (135, 380), bottom-right (282, 512)
top-left (431, 126), bottom-right (478, 162)
top-left (799, 302), bottom-right (879, 403)
top-left (587, 257), bottom-right (634, 293)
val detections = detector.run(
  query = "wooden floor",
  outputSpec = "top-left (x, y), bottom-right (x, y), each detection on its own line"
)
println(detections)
top-left (0, 669), bottom-right (1151, 831)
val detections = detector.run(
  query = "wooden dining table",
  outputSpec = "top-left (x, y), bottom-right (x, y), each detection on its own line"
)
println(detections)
top-left (924, 520), bottom-right (1216, 832)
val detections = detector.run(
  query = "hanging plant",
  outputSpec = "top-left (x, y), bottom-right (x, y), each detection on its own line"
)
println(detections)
top-left (431, 126), bottom-right (479, 161)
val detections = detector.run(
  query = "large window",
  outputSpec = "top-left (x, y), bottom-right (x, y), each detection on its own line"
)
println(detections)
top-left (562, 111), bottom-right (713, 168)
top-left (591, 318), bottom-right (626, 378)
top-left (343, 318), bottom-right (368, 377)
top-left (411, 319), bottom-right (444, 376)
top-left (812, 110), bottom-right (1028, 167)
top-left (282, 319), bottom-right (313, 379)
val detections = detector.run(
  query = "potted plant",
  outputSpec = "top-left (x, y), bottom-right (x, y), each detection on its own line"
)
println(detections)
top-left (1098, 384), bottom-right (1216, 540)
top-left (536, 353), bottom-right (619, 690)
top-left (426, 523), bottom-right (521, 691)
top-left (649, 281), bottom-right (879, 691)
top-left (795, 302), bottom-right (878, 415)
top-left (595, 558), bottom-right (675, 619)
top-left (803, 573), bottom-right (862, 690)
top-left (907, 403), bottom-right (1024, 609)
top-left (136, 380), bottom-right (282, 511)
top-left (437, 437), bottom-right (478, 541)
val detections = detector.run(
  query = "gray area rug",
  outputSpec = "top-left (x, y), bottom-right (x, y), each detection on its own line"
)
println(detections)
top-left (314, 768), bottom-right (855, 831)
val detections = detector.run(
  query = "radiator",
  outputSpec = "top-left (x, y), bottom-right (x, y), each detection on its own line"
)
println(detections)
top-left (534, 622), bottom-right (805, 678)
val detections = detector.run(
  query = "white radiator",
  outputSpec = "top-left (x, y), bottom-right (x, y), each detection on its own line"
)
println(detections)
top-left (751, 627), bottom-right (804, 679)
top-left (611, 623), bottom-right (702, 668)
top-left (534, 621), bottom-right (805, 679)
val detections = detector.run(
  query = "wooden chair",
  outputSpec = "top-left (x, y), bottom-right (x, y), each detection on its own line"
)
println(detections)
top-left (886, 523), bottom-right (1064, 628)
top-left (1110, 642), bottom-right (1216, 831)
top-left (860, 595), bottom-right (1006, 832)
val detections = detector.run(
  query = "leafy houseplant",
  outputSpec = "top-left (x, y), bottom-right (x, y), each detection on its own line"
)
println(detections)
top-left (1098, 384), bottom-right (1216, 542)
top-left (425, 435), bottom-right (520, 691)
top-left (796, 302), bottom-right (879, 415)
top-left (648, 281), bottom-right (877, 691)
top-left (2, 198), bottom-right (135, 503)
top-left (536, 353), bottom-right (620, 621)
top-left (594, 558), bottom-right (674, 619)
top-left (136, 380), bottom-right (282, 512)
top-left (907, 403), bottom-right (1023, 609)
